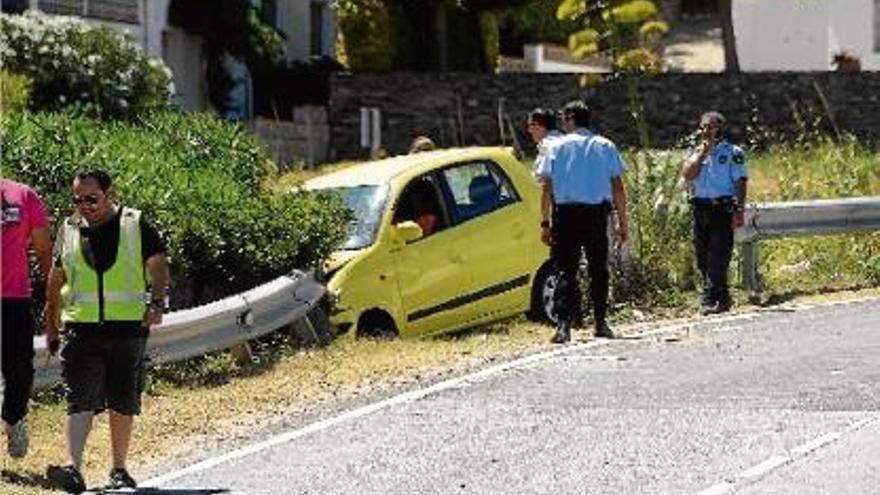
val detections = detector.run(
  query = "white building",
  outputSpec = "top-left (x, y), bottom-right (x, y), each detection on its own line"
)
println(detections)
top-left (734, 0), bottom-right (880, 71)
top-left (27, 0), bottom-right (337, 112)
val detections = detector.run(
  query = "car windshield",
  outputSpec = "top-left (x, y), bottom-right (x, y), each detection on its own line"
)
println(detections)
top-left (321, 185), bottom-right (389, 250)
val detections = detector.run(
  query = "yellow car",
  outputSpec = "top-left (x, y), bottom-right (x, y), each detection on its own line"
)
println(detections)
top-left (305, 147), bottom-right (554, 338)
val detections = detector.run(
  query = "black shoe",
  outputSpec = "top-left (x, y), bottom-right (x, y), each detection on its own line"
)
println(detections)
top-left (550, 321), bottom-right (571, 344)
top-left (108, 468), bottom-right (137, 489)
top-left (594, 320), bottom-right (616, 339)
top-left (46, 464), bottom-right (86, 494)
top-left (700, 302), bottom-right (716, 316)
top-left (702, 300), bottom-right (731, 315)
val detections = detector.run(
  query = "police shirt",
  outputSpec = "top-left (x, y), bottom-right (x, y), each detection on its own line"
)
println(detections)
top-left (691, 140), bottom-right (748, 199)
top-left (54, 208), bottom-right (165, 336)
top-left (533, 129), bottom-right (564, 179)
top-left (535, 128), bottom-right (626, 205)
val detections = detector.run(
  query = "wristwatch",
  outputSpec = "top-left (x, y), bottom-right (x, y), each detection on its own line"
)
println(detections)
top-left (149, 299), bottom-right (166, 312)
top-left (540, 220), bottom-right (550, 228)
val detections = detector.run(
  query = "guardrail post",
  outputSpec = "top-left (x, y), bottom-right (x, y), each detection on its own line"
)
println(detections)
top-left (230, 342), bottom-right (254, 365)
top-left (741, 241), bottom-right (760, 294)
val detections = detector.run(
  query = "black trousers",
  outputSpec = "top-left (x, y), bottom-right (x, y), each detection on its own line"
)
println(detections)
top-left (551, 203), bottom-right (610, 325)
top-left (1, 298), bottom-right (35, 425)
top-left (692, 203), bottom-right (734, 305)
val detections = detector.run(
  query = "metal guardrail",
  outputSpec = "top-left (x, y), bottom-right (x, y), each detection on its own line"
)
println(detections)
top-left (735, 196), bottom-right (880, 292)
top-left (30, 270), bottom-right (325, 388)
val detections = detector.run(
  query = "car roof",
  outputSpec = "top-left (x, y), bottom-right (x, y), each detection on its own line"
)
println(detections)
top-left (303, 147), bottom-right (513, 190)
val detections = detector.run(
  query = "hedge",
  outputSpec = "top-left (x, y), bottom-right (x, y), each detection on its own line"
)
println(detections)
top-left (1, 111), bottom-right (349, 305)
top-left (0, 11), bottom-right (172, 120)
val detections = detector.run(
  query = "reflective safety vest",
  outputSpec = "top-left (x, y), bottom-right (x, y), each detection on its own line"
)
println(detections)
top-left (60, 207), bottom-right (147, 323)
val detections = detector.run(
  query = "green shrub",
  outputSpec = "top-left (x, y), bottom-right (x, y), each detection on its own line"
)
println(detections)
top-left (0, 11), bottom-right (171, 119)
top-left (335, 0), bottom-right (395, 71)
top-left (0, 70), bottom-right (32, 113)
top-left (0, 111), bottom-right (349, 304)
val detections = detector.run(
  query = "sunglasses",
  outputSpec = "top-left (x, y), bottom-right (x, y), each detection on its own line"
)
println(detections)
top-left (72, 194), bottom-right (102, 206)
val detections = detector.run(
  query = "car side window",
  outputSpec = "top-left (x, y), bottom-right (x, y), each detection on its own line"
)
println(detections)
top-left (440, 161), bottom-right (519, 222)
top-left (392, 175), bottom-right (448, 238)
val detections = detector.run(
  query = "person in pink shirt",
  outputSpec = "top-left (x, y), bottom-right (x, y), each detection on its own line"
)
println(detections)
top-left (1, 178), bottom-right (52, 459)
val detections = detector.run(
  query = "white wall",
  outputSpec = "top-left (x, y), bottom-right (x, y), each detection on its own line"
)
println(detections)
top-left (733, 0), bottom-right (880, 71)
top-left (277, 0), bottom-right (336, 62)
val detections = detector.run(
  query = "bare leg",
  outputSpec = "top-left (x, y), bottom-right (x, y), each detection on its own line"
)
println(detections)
top-left (109, 410), bottom-right (133, 470)
top-left (67, 411), bottom-right (94, 469)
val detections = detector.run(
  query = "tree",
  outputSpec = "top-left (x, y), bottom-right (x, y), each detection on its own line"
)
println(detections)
top-left (335, 0), bottom-right (529, 72)
top-left (556, 0), bottom-right (669, 72)
top-left (718, 0), bottom-right (739, 72)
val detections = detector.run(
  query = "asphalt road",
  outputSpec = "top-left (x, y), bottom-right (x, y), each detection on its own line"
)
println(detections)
top-left (145, 298), bottom-right (880, 494)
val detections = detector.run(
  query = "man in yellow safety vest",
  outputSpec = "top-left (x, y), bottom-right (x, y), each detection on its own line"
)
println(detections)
top-left (44, 169), bottom-right (169, 493)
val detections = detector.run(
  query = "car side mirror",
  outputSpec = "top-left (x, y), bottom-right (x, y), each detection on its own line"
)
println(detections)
top-left (394, 221), bottom-right (423, 243)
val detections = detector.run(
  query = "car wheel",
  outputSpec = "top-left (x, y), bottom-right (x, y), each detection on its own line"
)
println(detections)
top-left (527, 262), bottom-right (558, 324)
top-left (357, 309), bottom-right (398, 340)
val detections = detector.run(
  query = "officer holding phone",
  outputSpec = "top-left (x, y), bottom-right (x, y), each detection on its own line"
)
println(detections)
top-left (682, 111), bottom-right (748, 314)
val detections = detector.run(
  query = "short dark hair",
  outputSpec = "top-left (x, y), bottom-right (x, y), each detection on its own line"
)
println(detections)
top-left (528, 108), bottom-right (557, 131)
top-left (561, 100), bottom-right (591, 128)
top-left (75, 169), bottom-right (112, 192)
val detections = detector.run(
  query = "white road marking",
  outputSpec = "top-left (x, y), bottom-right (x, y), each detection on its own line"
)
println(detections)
top-left (691, 417), bottom-right (879, 494)
top-left (144, 297), bottom-right (879, 488)
top-left (694, 482), bottom-right (735, 495)
top-left (739, 455), bottom-right (790, 480)
top-left (790, 432), bottom-right (841, 456)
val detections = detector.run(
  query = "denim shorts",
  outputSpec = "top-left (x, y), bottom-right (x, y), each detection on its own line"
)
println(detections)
top-left (61, 331), bottom-right (148, 416)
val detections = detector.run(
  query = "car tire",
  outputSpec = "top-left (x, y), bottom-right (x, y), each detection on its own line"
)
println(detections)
top-left (527, 262), bottom-right (558, 324)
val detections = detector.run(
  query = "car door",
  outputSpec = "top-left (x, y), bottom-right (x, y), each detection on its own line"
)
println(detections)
top-left (437, 160), bottom-right (533, 322)
top-left (391, 173), bottom-right (474, 335)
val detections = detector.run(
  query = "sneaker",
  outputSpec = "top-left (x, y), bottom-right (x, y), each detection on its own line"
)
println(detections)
top-left (550, 321), bottom-right (571, 344)
top-left (594, 320), bottom-right (616, 339)
top-left (46, 464), bottom-right (87, 494)
top-left (108, 467), bottom-right (137, 490)
top-left (6, 419), bottom-right (28, 458)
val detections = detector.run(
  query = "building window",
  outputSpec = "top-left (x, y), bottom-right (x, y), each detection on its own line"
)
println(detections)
top-left (310, 1), bottom-right (324, 57)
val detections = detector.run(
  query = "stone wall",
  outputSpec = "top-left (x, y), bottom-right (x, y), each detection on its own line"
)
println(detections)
top-left (248, 106), bottom-right (329, 168)
top-left (328, 72), bottom-right (880, 159)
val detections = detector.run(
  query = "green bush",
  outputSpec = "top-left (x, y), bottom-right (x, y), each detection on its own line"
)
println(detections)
top-left (0, 111), bottom-right (349, 304)
top-left (0, 70), bottom-right (32, 113)
top-left (335, 0), bottom-right (395, 71)
top-left (0, 11), bottom-right (171, 119)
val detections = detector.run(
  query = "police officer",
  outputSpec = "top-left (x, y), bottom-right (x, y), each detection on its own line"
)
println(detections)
top-left (527, 107), bottom-right (563, 175)
top-left (536, 100), bottom-right (628, 343)
top-left (682, 111), bottom-right (748, 314)
top-left (44, 170), bottom-right (169, 493)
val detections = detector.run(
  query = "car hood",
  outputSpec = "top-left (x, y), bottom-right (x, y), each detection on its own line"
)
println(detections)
top-left (323, 249), bottom-right (367, 279)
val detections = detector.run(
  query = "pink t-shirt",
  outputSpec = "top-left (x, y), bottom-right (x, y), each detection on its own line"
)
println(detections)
top-left (1, 179), bottom-right (50, 298)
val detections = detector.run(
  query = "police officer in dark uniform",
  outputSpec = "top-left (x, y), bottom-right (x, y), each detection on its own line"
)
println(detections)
top-left (682, 111), bottom-right (748, 314)
top-left (536, 101), bottom-right (629, 343)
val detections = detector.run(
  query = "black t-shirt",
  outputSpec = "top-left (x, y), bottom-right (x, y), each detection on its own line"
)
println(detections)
top-left (55, 209), bottom-right (166, 337)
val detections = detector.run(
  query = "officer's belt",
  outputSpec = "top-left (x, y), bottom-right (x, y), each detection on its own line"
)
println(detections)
top-left (691, 196), bottom-right (734, 207)
top-left (556, 201), bottom-right (611, 211)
